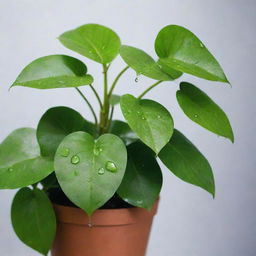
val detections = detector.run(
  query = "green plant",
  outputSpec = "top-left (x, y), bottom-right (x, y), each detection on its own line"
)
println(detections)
top-left (0, 24), bottom-right (233, 255)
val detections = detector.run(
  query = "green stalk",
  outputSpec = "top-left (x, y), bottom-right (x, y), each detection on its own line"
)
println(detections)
top-left (108, 66), bottom-right (129, 97)
top-left (100, 64), bottom-right (110, 134)
top-left (138, 81), bottom-right (162, 99)
top-left (89, 84), bottom-right (103, 108)
top-left (75, 87), bottom-right (98, 127)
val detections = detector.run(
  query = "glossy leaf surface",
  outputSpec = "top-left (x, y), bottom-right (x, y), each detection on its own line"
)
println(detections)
top-left (110, 120), bottom-right (137, 145)
top-left (11, 188), bottom-right (56, 256)
top-left (0, 128), bottom-right (53, 189)
top-left (12, 55), bottom-right (93, 89)
top-left (120, 94), bottom-right (174, 154)
top-left (159, 129), bottom-right (215, 196)
top-left (177, 82), bottom-right (234, 142)
top-left (118, 141), bottom-right (162, 209)
top-left (155, 25), bottom-right (228, 82)
top-left (37, 106), bottom-right (96, 158)
top-left (54, 132), bottom-right (127, 215)
top-left (59, 24), bottom-right (121, 64)
top-left (120, 45), bottom-right (173, 81)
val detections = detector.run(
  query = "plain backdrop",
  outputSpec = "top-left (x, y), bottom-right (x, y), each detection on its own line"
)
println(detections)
top-left (0, 0), bottom-right (255, 255)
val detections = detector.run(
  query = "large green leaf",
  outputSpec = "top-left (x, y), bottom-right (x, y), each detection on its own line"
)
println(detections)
top-left (0, 128), bottom-right (53, 189)
top-left (37, 106), bottom-right (96, 158)
top-left (59, 24), bottom-right (121, 64)
top-left (11, 188), bottom-right (56, 256)
top-left (155, 25), bottom-right (228, 82)
top-left (12, 55), bottom-right (93, 89)
top-left (54, 132), bottom-right (127, 215)
top-left (120, 45), bottom-right (173, 81)
top-left (120, 94), bottom-right (174, 154)
top-left (159, 129), bottom-right (215, 196)
top-left (109, 120), bottom-right (137, 145)
top-left (118, 141), bottom-right (162, 209)
top-left (177, 82), bottom-right (234, 142)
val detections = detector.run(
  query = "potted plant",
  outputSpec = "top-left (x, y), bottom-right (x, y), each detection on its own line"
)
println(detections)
top-left (0, 24), bottom-right (233, 256)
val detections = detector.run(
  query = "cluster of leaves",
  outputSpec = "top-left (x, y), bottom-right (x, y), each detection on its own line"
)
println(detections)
top-left (0, 24), bottom-right (233, 255)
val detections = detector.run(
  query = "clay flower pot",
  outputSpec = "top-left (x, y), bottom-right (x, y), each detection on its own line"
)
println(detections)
top-left (51, 200), bottom-right (159, 256)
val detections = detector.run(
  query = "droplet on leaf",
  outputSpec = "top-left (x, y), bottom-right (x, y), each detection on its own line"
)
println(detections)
top-left (60, 148), bottom-right (70, 157)
top-left (194, 114), bottom-right (198, 118)
top-left (105, 161), bottom-right (117, 173)
top-left (8, 168), bottom-right (14, 172)
top-left (71, 155), bottom-right (80, 165)
top-left (98, 168), bottom-right (105, 175)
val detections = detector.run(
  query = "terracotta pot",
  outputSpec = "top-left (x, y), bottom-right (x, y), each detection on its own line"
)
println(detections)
top-left (51, 200), bottom-right (159, 256)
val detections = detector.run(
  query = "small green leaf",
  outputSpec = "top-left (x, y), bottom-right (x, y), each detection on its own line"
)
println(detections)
top-left (109, 94), bottom-right (121, 106)
top-left (155, 25), bottom-right (228, 82)
top-left (177, 82), bottom-right (234, 142)
top-left (11, 188), bottom-right (56, 256)
top-left (0, 128), bottom-right (53, 189)
top-left (118, 141), bottom-right (162, 209)
top-left (12, 55), bottom-right (93, 89)
top-left (59, 24), bottom-right (121, 64)
top-left (120, 94), bottom-right (174, 154)
top-left (37, 106), bottom-right (96, 158)
top-left (120, 45), bottom-right (173, 81)
top-left (159, 129), bottom-right (215, 196)
top-left (54, 132), bottom-right (127, 215)
top-left (110, 120), bottom-right (138, 145)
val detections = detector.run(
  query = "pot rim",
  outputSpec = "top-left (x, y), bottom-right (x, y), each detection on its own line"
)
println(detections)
top-left (53, 199), bottom-right (159, 227)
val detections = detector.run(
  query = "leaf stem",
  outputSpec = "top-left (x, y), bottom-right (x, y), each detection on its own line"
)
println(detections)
top-left (106, 106), bottom-right (114, 131)
top-left (75, 87), bottom-right (98, 127)
top-left (108, 66), bottom-right (129, 97)
top-left (138, 81), bottom-right (163, 99)
top-left (89, 84), bottom-right (103, 108)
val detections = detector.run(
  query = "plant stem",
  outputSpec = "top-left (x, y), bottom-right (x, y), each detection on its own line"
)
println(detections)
top-left (75, 87), bottom-right (98, 127)
top-left (99, 64), bottom-right (110, 134)
top-left (138, 81), bottom-right (163, 99)
top-left (89, 84), bottom-right (103, 108)
top-left (108, 66), bottom-right (129, 97)
top-left (106, 106), bottom-right (114, 131)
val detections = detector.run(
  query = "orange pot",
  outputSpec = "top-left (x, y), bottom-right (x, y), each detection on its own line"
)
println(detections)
top-left (51, 200), bottom-right (159, 256)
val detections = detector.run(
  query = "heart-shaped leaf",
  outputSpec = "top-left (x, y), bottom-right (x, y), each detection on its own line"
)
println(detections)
top-left (120, 45), bottom-right (173, 81)
top-left (155, 25), bottom-right (228, 82)
top-left (12, 55), bottom-right (93, 89)
top-left (120, 94), bottom-right (174, 154)
top-left (54, 132), bottom-right (127, 215)
top-left (159, 129), bottom-right (215, 196)
top-left (118, 141), bottom-right (162, 209)
top-left (110, 120), bottom-right (138, 145)
top-left (177, 82), bottom-right (234, 142)
top-left (11, 188), bottom-right (56, 256)
top-left (37, 106), bottom-right (96, 158)
top-left (59, 24), bottom-right (121, 64)
top-left (0, 128), bottom-right (53, 189)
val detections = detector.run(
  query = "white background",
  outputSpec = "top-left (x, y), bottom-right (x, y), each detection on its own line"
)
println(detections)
top-left (0, 0), bottom-right (255, 255)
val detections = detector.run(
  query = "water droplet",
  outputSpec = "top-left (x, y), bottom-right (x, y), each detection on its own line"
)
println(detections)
top-left (141, 116), bottom-right (146, 120)
top-left (8, 168), bottom-right (14, 172)
top-left (200, 43), bottom-right (204, 48)
top-left (98, 168), bottom-right (105, 175)
top-left (94, 147), bottom-right (100, 156)
top-left (71, 155), bottom-right (80, 165)
top-left (105, 161), bottom-right (117, 173)
top-left (157, 115), bottom-right (161, 119)
top-left (137, 200), bottom-right (143, 205)
top-left (88, 216), bottom-right (93, 228)
top-left (135, 77), bottom-right (139, 82)
top-left (60, 148), bottom-right (70, 157)
top-left (137, 111), bottom-right (141, 115)
top-left (194, 114), bottom-right (198, 118)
